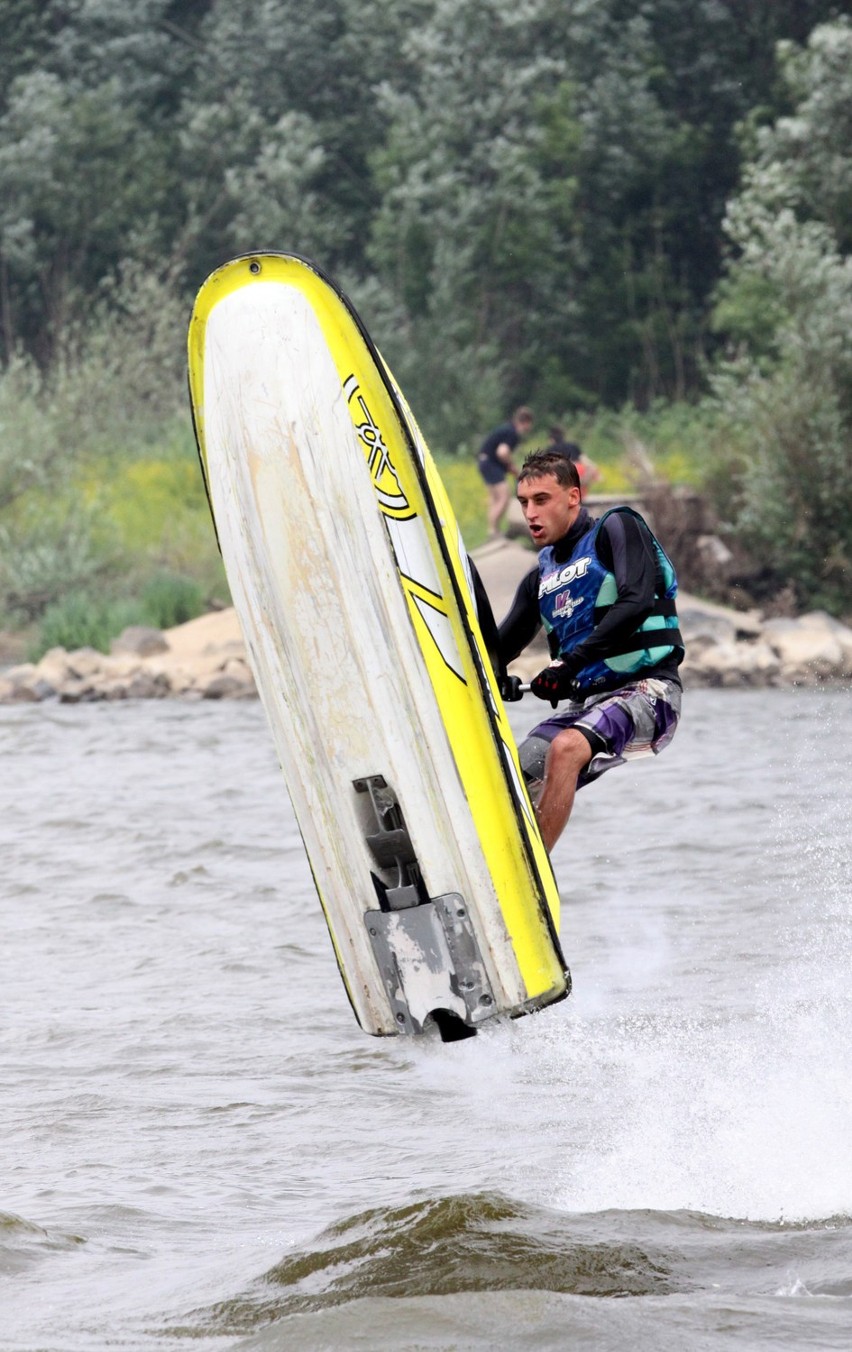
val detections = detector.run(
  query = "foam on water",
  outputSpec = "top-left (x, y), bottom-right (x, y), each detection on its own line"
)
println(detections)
top-left (412, 689), bottom-right (852, 1226)
top-left (550, 990), bottom-right (852, 1222)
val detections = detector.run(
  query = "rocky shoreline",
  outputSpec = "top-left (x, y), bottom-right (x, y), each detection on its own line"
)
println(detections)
top-left (0, 609), bottom-right (257, 704)
top-left (504, 595), bottom-right (852, 689)
top-left (1, 540), bottom-right (851, 704)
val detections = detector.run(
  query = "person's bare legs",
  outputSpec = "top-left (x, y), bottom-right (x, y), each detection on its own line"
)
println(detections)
top-left (535, 728), bottom-right (593, 851)
top-left (486, 481), bottom-right (510, 536)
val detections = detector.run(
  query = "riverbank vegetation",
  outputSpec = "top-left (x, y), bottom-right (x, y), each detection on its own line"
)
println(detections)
top-left (1, 2), bottom-right (851, 655)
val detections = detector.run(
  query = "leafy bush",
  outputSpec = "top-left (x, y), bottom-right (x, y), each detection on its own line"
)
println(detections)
top-left (0, 263), bottom-right (222, 628)
top-left (140, 572), bottom-right (204, 630)
top-left (0, 356), bottom-right (69, 512)
top-left (29, 571), bottom-right (205, 661)
top-left (0, 501), bottom-right (115, 622)
top-left (33, 593), bottom-right (143, 657)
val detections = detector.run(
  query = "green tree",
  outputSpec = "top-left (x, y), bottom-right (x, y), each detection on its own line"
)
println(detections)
top-left (709, 19), bottom-right (852, 612)
top-left (365, 0), bottom-right (573, 448)
top-left (364, 0), bottom-right (849, 440)
top-left (0, 70), bottom-right (181, 362)
top-left (0, 0), bottom-right (55, 112)
top-left (1, 0), bottom-right (847, 434)
top-left (175, 0), bottom-right (417, 284)
top-left (0, 0), bottom-right (198, 363)
top-left (537, 0), bottom-right (846, 409)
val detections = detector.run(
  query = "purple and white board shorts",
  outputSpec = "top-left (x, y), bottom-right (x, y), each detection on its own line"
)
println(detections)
top-left (519, 677), bottom-right (682, 799)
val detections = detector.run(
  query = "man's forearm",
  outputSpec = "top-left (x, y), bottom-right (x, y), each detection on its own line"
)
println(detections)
top-left (497, 570), bottom-right (541, 664)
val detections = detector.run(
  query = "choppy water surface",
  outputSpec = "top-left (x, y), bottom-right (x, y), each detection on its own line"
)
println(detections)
top-left (2, 689), bottom-right (851, 1351)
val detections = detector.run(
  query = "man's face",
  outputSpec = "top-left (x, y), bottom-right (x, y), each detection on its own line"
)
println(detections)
top-left (517, 473), bottom-right (581, 546)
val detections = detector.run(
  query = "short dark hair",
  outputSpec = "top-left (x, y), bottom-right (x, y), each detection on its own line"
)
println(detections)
top-left (518, 450), bottom-right (581, 490)
top-left (513, 405), bottom-right (533, 426)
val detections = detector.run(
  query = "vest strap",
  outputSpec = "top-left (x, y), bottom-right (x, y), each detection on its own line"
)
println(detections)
top-left (593, 595), bottom-right (678, 624)
top-left (597, 626), bottom-right (684, 659)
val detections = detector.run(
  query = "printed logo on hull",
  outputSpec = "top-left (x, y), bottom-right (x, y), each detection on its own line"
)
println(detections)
top-left (343, 374), bottom-right (466, 685)
top-left (344, 373), bottom-right (412, 520)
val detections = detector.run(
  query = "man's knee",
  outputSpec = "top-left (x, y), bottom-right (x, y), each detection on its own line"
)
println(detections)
top-left (547, 727), bottom-right (594, 775)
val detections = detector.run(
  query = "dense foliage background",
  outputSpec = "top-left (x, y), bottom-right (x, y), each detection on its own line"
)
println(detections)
top-left (1, 0), bottom-right (851, 647)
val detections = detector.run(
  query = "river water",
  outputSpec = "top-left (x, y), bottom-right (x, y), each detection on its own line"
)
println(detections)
top-left (2, 688), bottom-right (851, 1351)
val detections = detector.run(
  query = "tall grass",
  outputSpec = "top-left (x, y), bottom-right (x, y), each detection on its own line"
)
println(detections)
top-left (31, 571), bottom-right (208, 658)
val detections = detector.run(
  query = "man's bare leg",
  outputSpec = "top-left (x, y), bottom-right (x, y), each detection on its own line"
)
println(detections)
top-left (535, 728), bottom-right (593, 851)
top-left (486, 481), bottom-right (510, 536)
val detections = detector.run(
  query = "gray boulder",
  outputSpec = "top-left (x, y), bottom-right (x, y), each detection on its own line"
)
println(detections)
top-left (110, 626), bottom-right (169, 658)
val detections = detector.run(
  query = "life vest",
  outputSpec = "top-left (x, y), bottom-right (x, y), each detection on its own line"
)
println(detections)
top-left (537, 507), bottom-right (683, 694)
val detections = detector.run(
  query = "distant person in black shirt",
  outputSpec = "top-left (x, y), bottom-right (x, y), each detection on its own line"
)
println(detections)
top-left (498, 451), bottom-right (684, 850)
top-left (477, 406), bottom-right (533, 538)
top-left (546, 424), bottom-right (583, 462)
top-left (546, 424), bottom-right (601, 501)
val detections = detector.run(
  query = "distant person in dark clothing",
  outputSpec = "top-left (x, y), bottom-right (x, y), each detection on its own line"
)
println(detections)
top-left (546, 425), bottom-right (583, 462)
top-left (546, 424), bottom-right (601, 501)
top-left (498, 451), bottom-right (684, 850)
top-left (477, 406), bottom-right (533, 538)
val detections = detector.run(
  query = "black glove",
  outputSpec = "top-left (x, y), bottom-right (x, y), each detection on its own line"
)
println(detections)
top-left (499, 674), bottom-right (524, 702)
top-left (530, 661), bottom-right (581, 708)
